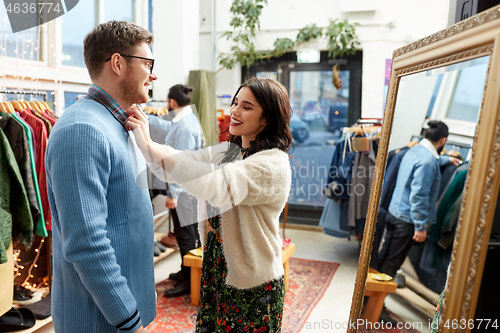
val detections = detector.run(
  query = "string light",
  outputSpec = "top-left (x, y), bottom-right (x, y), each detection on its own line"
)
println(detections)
top-left (21, 238), bottom-right (47, 289)
top-left (13, 237), bottom-right (48, 291)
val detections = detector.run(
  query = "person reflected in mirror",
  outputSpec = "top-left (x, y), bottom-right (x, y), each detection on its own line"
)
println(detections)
top-left (378, 120), bottom-right (460, 277)
top-left (161, 84), bottom-right (202, 297)
top-left (126, 77), bottom-right (292, 332)
top-left (375, 120), bottom-right (459, 323)
top-left (45, 21), bottom-right (157, 333)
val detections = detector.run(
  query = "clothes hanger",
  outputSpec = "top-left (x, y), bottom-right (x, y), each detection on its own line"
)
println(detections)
top-left (42, 101), bottom-right (52, 112)
top-left (11, 101), bottom-right (24, 112)
top-left (30, 101), bottom-right (42, 113)
top-left (7, 102), bottom-right (16, 114)
top-left (19, 100), bottom-right (30, 110)
top-left (0, 102), bottom-right (10, 114)
top-left (36, 101), bottom-right (50, 112)
top-left (2, 102), bottom-right (11, 113)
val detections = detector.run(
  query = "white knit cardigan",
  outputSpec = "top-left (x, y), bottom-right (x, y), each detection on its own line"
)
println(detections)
top-left (149, 143), bottom-right (291, 289)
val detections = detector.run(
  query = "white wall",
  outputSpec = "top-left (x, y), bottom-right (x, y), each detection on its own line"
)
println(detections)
top-left (195, 0), bottom-right (450, 119)
top-left (151, 0), bottom-right (200, 100)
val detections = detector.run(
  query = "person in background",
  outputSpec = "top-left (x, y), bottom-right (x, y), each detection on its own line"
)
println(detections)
top-left (45, 21), bottom-right (157, 333)
top-left (126, 77), bottom-right (292, 332)
top-left (378, 120), bottom-right (460, 278)
top-left (161, 84), bottom-right (202, 297)
top-left (376, 120), bottom-right (460, 323)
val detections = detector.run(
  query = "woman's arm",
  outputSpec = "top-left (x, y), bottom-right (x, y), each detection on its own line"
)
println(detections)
top-left (126, 106), bottom-right (291, 207)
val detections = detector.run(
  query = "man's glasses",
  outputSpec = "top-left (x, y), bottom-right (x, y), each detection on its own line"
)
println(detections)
top-left (105, 54), bottom-right (155, 74)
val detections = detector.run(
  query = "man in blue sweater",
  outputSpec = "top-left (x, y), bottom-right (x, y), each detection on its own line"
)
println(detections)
top-left (45, 21), bottom-right (157, 332)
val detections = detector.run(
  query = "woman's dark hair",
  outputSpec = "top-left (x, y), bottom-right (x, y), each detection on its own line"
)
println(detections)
top-left (425, 120), bottom-right (449, 142)
top-left (227, 77), bottom-right (293, 156)
top-left (168, 84), bottom-right (193, 107)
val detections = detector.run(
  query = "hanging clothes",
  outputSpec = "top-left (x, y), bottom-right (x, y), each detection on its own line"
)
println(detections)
top-left (30, 108), bottom-right (52, 135)
top-left (431, 169), bottom-right (468, 242)
top-left (438, 163), bottom-right (458, 198)
top-left (379, 147), bottom-right (410, 214)
top-left (348, 138), bottom-right (377, 229)
top-left (10, 113), bottom-right (47, 237)
top-left (438, 191), bottom-right (464, 249)
top-left (14, 112), bottom-right (37, 164)
top-left (437, 161), bottom-right (469, 204)
top-left (408, 166), bottom-right (468, 293)
top-left (41, 110), bottom-right (57, 126)
top-left (19, 110), bottom-right (51, 230)
top-left (319, 198), bottom-right (350, 239)
top-left (0, 113), bottom-right (40, 233)
top-left (0, 128), bottom-right (33, 263)
top-left (326, 137), bottom-right (355, 201)
top-left (320, 137), bottom-right (354, 239)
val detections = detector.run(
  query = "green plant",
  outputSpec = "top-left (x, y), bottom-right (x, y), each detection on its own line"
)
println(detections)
top-left (325, 19), bottom-right (360, 59)
top-left (219, 0), bottom-right (267, 70)
top-left (296, 24), bottom-right (323, 44)
top-left (272, 38), bottom-right (295, 57)
top-left (218, 1), bottom-right (360, 71)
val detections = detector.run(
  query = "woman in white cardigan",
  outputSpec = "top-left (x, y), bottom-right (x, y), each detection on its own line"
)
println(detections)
top-left (127, 77), bottom-right (292, 332)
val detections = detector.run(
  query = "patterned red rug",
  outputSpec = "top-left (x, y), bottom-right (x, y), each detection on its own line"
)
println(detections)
top-left (147, 258), bottom-right (340, 333)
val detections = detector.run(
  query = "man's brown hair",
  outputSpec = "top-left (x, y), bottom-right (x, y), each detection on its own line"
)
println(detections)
top-left (83, 20), bottom-right (153, 80)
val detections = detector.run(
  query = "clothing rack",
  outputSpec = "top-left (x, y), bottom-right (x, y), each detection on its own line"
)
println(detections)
top-left (1, 89), bottom-right (53, 291)
top-left (0, 89), bottom-right (48, 101)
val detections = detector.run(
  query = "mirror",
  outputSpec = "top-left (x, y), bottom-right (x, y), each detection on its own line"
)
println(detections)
top-left (349, 6), bottom-right (500, 333)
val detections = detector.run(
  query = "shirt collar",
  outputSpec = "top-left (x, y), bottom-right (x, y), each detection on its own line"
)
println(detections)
top-left (84, 85), bottom-right (128, 128)
top-left (172, 105), bottom-right (193, 123)
top-left (420, 138), bottom-right (440, 159)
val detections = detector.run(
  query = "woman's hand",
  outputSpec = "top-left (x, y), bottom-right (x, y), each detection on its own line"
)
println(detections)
top-left (125, 105), bottom-right (152, 154)
top-left (126, 105), bottom-right (179, 170)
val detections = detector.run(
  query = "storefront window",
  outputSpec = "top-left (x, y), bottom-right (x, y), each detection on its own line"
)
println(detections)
top-left (0, 6), bottom-right (41, 60)
top-left (61, 1), bottom-right (96, 67)
top-left (288, 70), bottom-right (350, 206)
top-left (64, 91), bottom-right (85, 109)
top-left (105, 0), bottom-right (133, 22)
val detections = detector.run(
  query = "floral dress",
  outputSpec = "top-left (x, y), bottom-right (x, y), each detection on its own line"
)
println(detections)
top-left (195, 146), bottom-right (285, 333)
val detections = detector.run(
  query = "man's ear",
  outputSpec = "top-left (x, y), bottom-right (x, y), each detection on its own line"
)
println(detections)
top-left (109, 53), bottom-right (124, 76)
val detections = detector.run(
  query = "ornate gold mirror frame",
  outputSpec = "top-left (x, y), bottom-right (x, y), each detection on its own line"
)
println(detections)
top-left (348, 5), bottom-right (500, 333)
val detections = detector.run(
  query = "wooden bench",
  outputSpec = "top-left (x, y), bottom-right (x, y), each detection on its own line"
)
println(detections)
top-left (361, 267), bottom-right (398, 323)
top-left (183, 243), bottom-right (296, 306)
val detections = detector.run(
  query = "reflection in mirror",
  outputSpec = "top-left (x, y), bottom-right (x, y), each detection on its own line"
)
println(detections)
top-left (360, 55), bottom-right (490, 331)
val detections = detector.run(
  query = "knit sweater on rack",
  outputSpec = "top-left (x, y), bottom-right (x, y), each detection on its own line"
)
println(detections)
top-left (45, 98), bottom-right (156, 332)
top-left (149, 143), bottom-right (291, 289)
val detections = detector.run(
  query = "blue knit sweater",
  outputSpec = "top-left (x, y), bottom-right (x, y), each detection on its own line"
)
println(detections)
top-left (45, 99), bottom-right (156, 332)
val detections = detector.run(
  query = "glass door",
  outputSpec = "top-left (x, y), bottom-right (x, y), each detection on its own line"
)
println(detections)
top-left (286, 69), bottom-right (350, 206)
